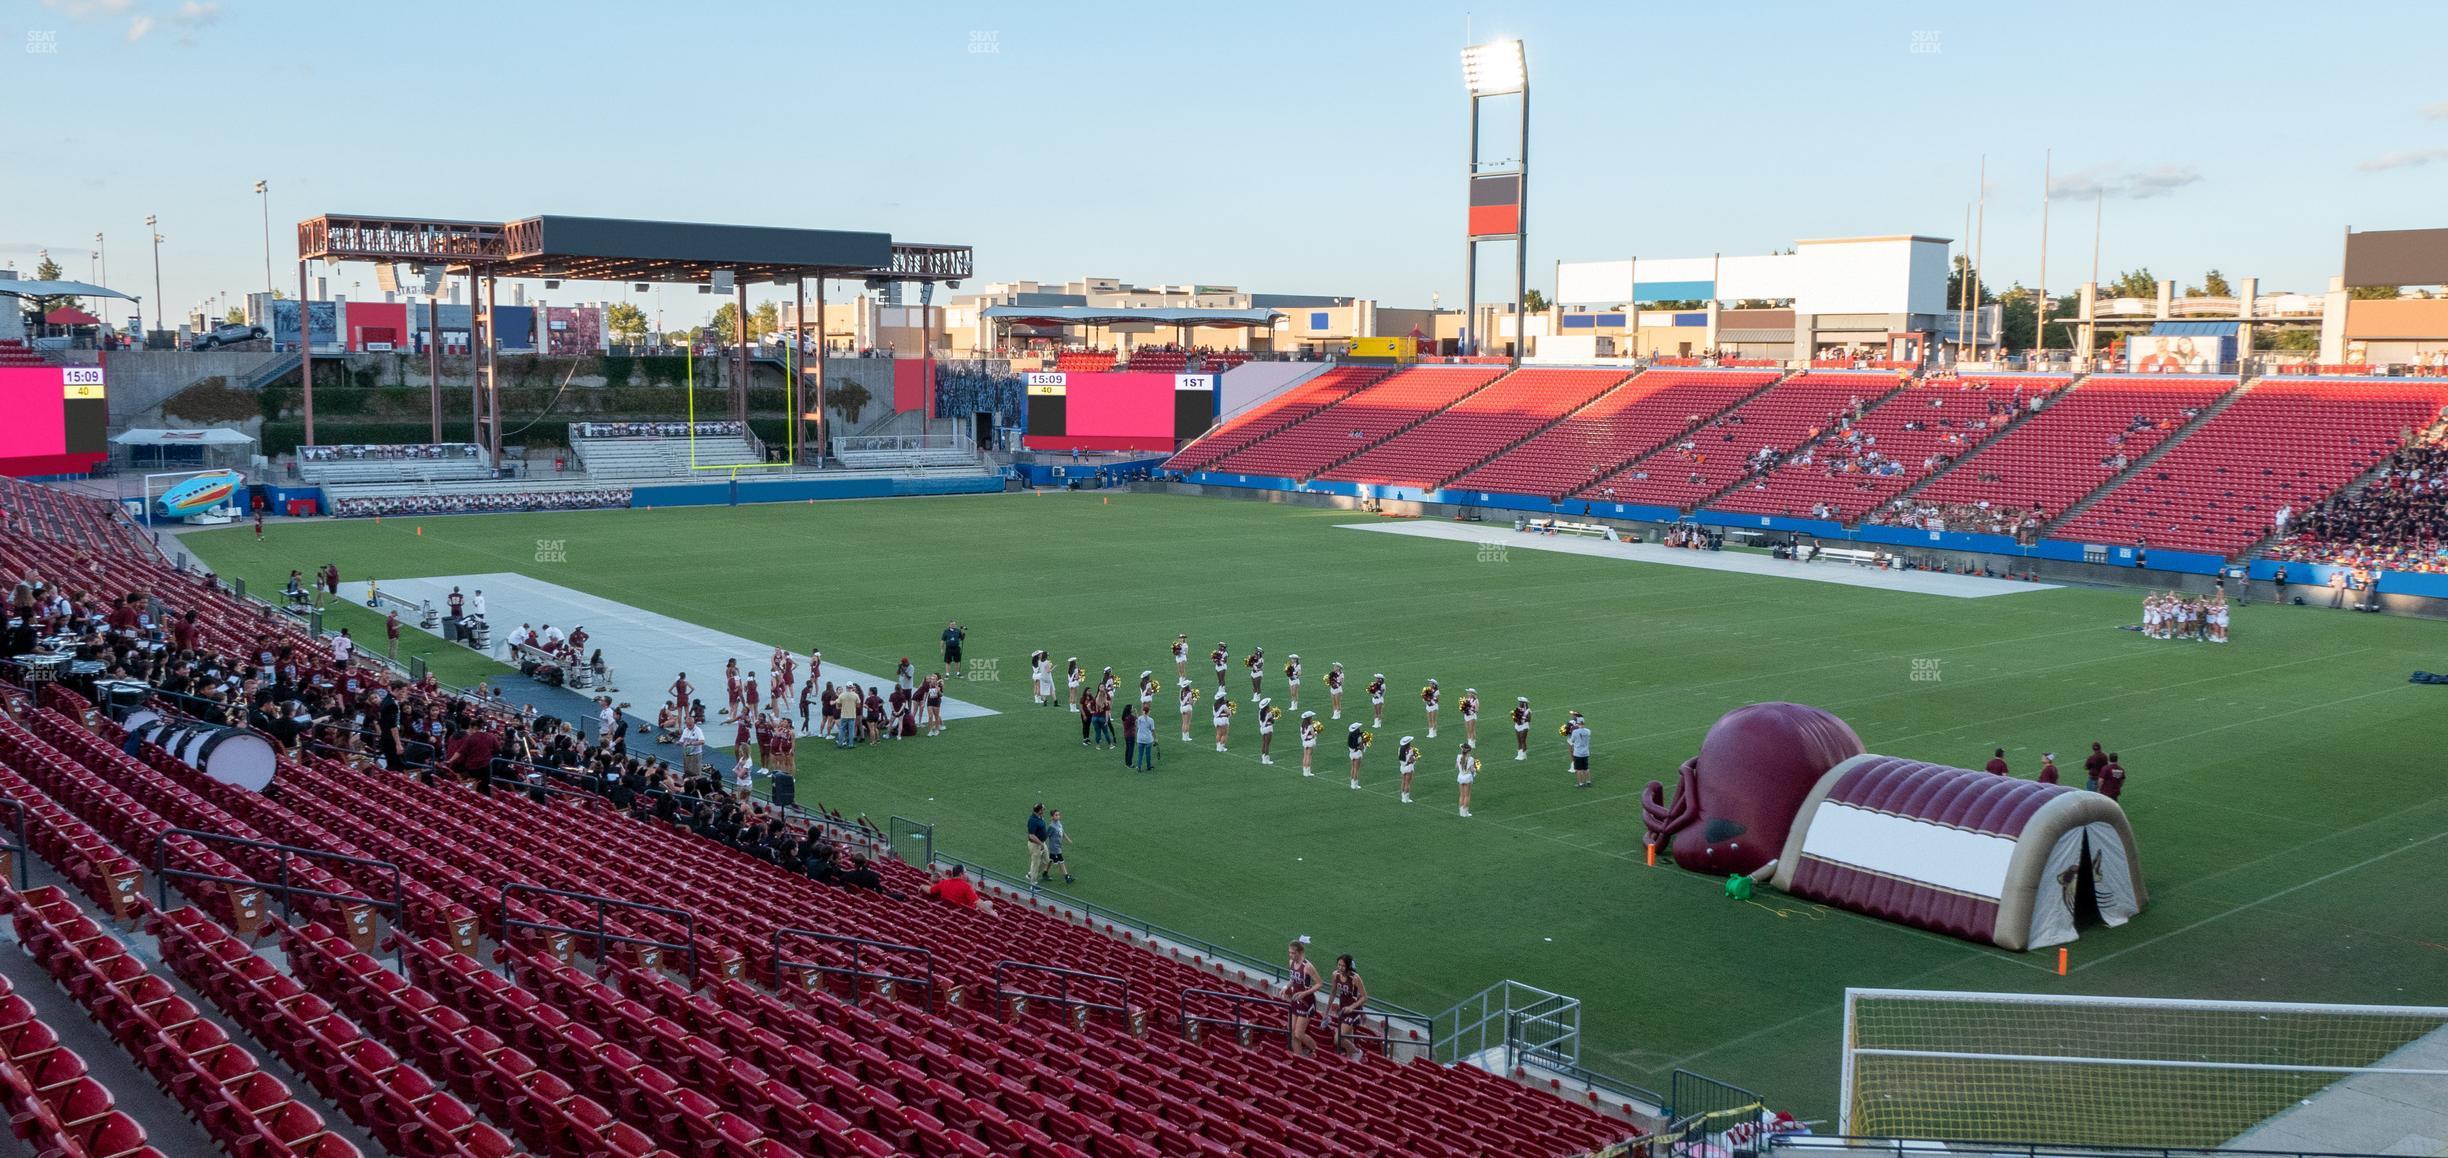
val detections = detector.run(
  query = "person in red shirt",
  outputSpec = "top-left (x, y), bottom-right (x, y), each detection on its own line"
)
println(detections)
top-left (385, 610), bottom-right (401, 659)
top-left (2037, 752), bottom-right (2059, 785)
top-left (1984, 748), bottom-right (2009, 776)
top-left (2098, 754), bottom-right (2126, 800)
top-left (925, 864), bottom-right (993, 912)
top-left (2083, 743), bottom-right (2108, 791)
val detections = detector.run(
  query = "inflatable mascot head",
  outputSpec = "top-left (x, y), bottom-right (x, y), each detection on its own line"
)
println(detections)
top-left (1642, 701), bottom-right (1862, 876)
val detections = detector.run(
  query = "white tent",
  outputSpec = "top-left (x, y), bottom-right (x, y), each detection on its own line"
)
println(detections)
top-left (110, 428), bottom-right (256, 447)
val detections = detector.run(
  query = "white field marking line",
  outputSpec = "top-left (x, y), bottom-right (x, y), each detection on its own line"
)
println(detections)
top-left (1544, 639), bottom-right (2294, 759)
top-left (2109, 685), bottom-right (2416, 769)
top-left (1499, 791), bottom-right (1647, 822)
top-left (2116, 792), bottom-right (2448, 903)
top-left (1171, 734), bottom-right (2058, 973)
top-left (2075, 823), bottom-right (2448, 973)
top-left (1860, 649), bottom-right (2370, 750)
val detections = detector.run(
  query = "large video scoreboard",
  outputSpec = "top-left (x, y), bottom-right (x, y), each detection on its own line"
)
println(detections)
top-left (1022, 371), bottom-right (1217, 453)
top-left (0, 364), bottom-right (110, 476)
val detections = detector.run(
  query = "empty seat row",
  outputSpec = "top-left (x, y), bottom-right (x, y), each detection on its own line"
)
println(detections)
top-left (151, 907), bottom-right (513, 1157)
top-left (7, 884), bottom-right (357, 1157)
top-left (1448, 369), bottom-right (1782, 499)
top-left (1207, 367), bottom-right (1506, 480)
top-left (1166, 366), bottom-right (1393, 472)
top-left (1320, 368), bottom-right (1629, 489)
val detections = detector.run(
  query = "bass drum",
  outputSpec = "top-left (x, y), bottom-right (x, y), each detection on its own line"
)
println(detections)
top-left (129, 718), bottom-right (279, 793)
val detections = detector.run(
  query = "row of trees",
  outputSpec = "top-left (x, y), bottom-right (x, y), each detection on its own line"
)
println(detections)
top-left (600, 300), bottom-right (788, 347)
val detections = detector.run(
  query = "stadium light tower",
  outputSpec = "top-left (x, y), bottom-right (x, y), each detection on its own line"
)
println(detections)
top-left (1461, 38), bottom-right (1527, 366)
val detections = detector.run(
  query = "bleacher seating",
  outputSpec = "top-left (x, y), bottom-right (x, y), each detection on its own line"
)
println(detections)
top-left (2056, 379), bottom-right (2448, 556)
top-left (1446, 369), bottom-right (1781, 500)
top-left (1318, 368), bottom-right (1629, 488)
top-left (6, 882), bottom-right (359, 1156)
top-left (3, 466), bottom-right (1666, 1158)
top-left (296, 445), bottom-right (490, 486)
top-left (1713, 376), bottom-right (2071, 522)
top-left (1121, 347), bottom-right (1189, 374)
top-left (1905, 375), bottom-right (2236, 528)
top-left (1206, 366), bottom-right (1506, 480)
top-left (1164, 366), bottom-right (1393, 473)
top-left (2267, 440), bottom-right (2448, 573)
top-left (1571, 371), bottom-right (1902, 511)
top-left (1053, 350), bottom-right (1118, 373)
top-left (570, 430), bottom-right (763, 480)
top-left (0, 947), bottom-right (160, 1158)
top-left (0, 340), bottom-right (50, 367)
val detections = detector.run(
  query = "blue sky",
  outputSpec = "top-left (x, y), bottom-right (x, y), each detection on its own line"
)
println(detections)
top-left (9, 0), bottom-right (2445, 324)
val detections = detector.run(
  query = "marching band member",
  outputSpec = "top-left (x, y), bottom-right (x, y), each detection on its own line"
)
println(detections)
top-left (1245, 645), bottom-right (1266, 698)
top-left (1031, 651), bottom-right (1054, 706)
top-left (1326, 663), bottom-right (1346, 720)
top-left (1347, 723), bottom-right (1372, 789)
top-left (1211, 641), bottom-right (1231, 693)
top-left (1283, 654), bottom-right (1303, 712)
top-left (1459, 688), bottom-right (1480, 745)
top-left (1299, 711), bottom-right (1321, 777)
top-left (1172, 634), bottom-right (1190, 681)
top-left (1139, 670), bottom-right (1158, 714)
top-left (1457, 742), bottom-right (1480, 817)
top-left (1066, 657), bottom-right (1084, 713)
top-left (1367, 673), bottom-right (1387, 728)
top-left (1396, 735), bottom-right (1419, 804)
top-left (1179, 678), bottom-right (1199, 742)
top-left (1512, 696), bottom-right (1533, 760)
top-left (1212, 693), bottom-right (1236, 752)
top-left (1256, 697), bottom-right (1279, 765)
top-left (1421, 678), bottom-right (1440, 739)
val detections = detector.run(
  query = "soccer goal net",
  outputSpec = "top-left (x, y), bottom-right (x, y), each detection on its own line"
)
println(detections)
top-left (1840, 988), bottom-right (2448, 1148)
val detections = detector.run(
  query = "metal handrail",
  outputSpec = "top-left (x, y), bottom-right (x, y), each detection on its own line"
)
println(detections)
top-left (497, 881), bottom-right (699, 982)
top-left (0, 797), bottom-right (28, 889)
top-left (151, 827), bottom-right (403, 962)
top-left (991, 960), bottom-right (1130, 1024)
top-left (771, 927), bottom-right (934, 1012)
top-left (1178, 986), bottom-right (1291, 1043)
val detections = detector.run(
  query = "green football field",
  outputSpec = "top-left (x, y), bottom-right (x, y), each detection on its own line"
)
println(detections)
top-left (182, 491), bottom-right (2448, 1122)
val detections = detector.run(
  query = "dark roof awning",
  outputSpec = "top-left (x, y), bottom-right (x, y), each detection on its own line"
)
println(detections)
top-left (979, 305), bottom-right (1283, 328)
top-left (298, 213), bottom-right (970, 285)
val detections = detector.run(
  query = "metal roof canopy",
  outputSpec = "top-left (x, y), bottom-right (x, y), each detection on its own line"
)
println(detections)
top-left (980, 305), bottom-right (1284, 328)
top-left (296, 212), bottom-right (971, 285)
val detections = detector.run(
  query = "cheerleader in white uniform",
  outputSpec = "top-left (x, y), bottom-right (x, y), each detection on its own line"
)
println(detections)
top-left (1298, 711), bottom-right (1320, 777)
top-left (1031, 651), bottom-right (1054, 706)
top-left (1346, 723), bottom-right (1372, 789)
top-left (1066, 658), bottom-right (1083, 713)
top-left (1245, 646), bottom-right (1266, 698)
top-left (1210, 642), bottom-right (1231, 693)
top-left (1138, 671), bottom-right (1158, 715)
top-left (1457, 742), bottom-right (1480, 817)
top-left (1099, 666), bottom-right (1118, 707)
top-left (1178, 679), bottom-right (1199, 742)
top-left (1212, 694), bottom-right (1236, 752)
top-left (1325, 664), bottom-right (1345, 720)
top-left (1172, 634), bottom-right (1190, 681)
top-left (1283, 654), bottom-right (1303, 712)
top-left (1420, 679), bottom-right (1441, 740)
top-left (1256, 698), bottom-right (1279, 765)
top-left (1367, 674), bottom-right (1386, 729)
top-left (1396, 736), bottom-right (1419, 804)
top-left (1459, 688), bottom-right (1480, 746)
top-left (1512, 696), bottom-right (1532, 761)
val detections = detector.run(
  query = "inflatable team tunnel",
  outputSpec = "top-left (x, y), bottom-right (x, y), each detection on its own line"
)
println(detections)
top-left (1644, 702), bottom-right (2146, 951)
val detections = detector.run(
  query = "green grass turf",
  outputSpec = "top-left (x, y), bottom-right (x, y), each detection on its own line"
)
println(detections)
top-left (181, 491), bottom-right (2448, 1124)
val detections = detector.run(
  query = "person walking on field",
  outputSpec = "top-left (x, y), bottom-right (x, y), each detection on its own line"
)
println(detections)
top-left (1567, 713), bottom-right (1593, 788)
top-left (1044, 809), bottom-right (1074, 885)
top-left (1025, 804), bottom-right (1051, 886)
top-left (941, 620), bottom-right (966, 678)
